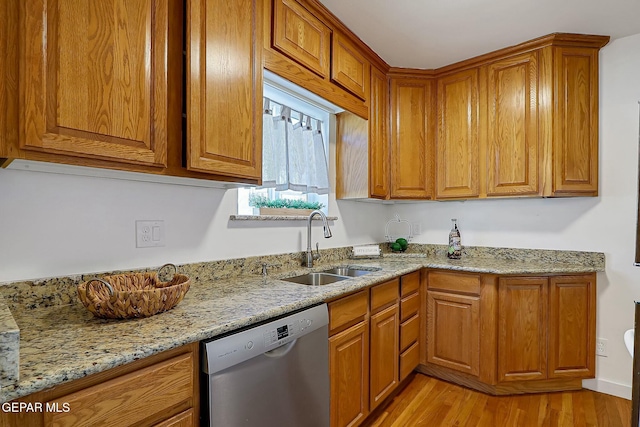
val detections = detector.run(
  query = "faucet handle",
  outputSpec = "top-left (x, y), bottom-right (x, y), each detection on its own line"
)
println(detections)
top-left (261, 262), bottom-right (281, 276)
top-left (312, 242), bottom-right (321, 261)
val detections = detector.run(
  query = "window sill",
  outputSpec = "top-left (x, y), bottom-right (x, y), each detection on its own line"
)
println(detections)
top-left (229, 215), bottom-right (338, 221)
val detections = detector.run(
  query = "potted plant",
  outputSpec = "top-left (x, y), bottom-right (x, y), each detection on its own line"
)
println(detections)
top-left (248, 194), bottom-right (325, 216)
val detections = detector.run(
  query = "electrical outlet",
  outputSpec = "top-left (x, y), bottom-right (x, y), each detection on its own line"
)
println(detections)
top-left (596, 338), bottom-right (608, 357)
top-left (136, 220), bottom-right (165, 248)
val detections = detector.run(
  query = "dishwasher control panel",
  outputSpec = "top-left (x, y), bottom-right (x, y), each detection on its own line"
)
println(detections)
top-left (202, 304), bottom-right (327, 375)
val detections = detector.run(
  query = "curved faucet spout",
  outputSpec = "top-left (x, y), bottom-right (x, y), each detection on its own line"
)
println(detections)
top-left (305, 210), bottom-right (332, 267)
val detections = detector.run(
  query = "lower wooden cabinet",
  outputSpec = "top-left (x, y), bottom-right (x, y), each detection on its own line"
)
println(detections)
top-left (498, 277), bottom-right (548, 382)
top-left (427, 290), bottom-right (480, 376)
top-left (423, 270), bottom-right (597, 395)
top-left (328, 271), bottom-right (422, 427)
top-left (369, 285), bottom-right (399, 410)
top-left (0, 343), bottom-right (199, 427)
top-left (329, 319), bottom-right (370, 427)
top-left (548, 275), bottom-right (596, 378)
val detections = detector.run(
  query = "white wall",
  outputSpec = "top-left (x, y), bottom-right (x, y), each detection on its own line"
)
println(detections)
top-left (0, 139), bottom-right (389, 282)
top-left (391, 33), bottom-right (640, 398)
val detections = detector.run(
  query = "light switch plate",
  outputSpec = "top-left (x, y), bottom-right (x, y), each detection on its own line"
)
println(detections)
top-left (136, 220), bottom-right (165, 248)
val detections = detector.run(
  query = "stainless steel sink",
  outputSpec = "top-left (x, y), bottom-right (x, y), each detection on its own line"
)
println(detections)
top-left (282, 273), bottom-right (349, 286)
top-left (321, 266), bottom-right (380, 277)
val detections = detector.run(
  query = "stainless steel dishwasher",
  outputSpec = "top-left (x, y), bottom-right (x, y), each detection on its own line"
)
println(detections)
top-left (201, 303), bottom-right (329, 427)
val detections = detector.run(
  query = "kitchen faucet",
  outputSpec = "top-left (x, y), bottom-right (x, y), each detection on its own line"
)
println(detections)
top-left (304, 210), bottom-right (332, 267)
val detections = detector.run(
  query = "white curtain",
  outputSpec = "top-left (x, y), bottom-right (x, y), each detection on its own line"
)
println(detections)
top-left (261, 98), bottom-right (330, 194)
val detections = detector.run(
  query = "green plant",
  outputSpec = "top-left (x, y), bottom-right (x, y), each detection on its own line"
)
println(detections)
top-left (248, 194), bottom-right (325, 210)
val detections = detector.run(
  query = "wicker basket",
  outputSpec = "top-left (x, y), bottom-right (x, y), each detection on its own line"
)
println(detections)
top-left (77, 264), bottom-right (190, 319)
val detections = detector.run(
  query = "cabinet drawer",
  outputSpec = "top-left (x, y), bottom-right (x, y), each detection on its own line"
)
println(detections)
top-left (45, 353), bottom-right (194, 427)
top-left (400, 313), bottom-right (420, 352)
top-left (371, 279), bottom-right (399, 313)
top-left (400, 292), bottom-right (420, 321)
top-left (401, 271), bottom-right (420, 297)
top-left (428, 271), bottom-right (480, 295)
top-left (154, 408), bottom-right (194, 427)
top-left (329, 290), bottom-right (368, 333)
top-left (400, 342), bottom-right (420, 381)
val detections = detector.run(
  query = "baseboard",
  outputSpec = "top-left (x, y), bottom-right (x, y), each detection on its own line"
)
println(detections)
top-left (582, 378), bottom-right (632, 400)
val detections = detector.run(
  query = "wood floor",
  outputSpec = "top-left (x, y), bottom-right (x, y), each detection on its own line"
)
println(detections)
top-left (366, 374), bottom-right (632, 427)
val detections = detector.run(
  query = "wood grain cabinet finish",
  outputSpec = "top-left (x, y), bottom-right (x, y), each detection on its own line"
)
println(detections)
top-left (427, 290), bottom-right (480, 376)
top-left (548, 274), bottom-right (596, 378)
top-left (436, 69), bottom-right (480, 199)
top-left (369, 304), bottom-right (399, 411)
top-left (485, 51), bottom-right (540, 197)
top-left (390, 77), bottom-right (435, 199)
top-left (399, 271), bottom-right (421, 381)
top-left (497, 277), bottom-right (548, 382)
top-left (0, 343), bottom-right (199, 427)
top-left (20, 0), bottom-right (170, 167)
top-left (335, 65), bottom-right (388, 200)
top-left (549, 47), bottom-right (600, 196)
top-left (422, 271), bottom-right (596, 395)
top-left (329, 320), bottom-right (370, 427)
top-left (272, 0), bottom-right (331, 78)
top-left (368, 66), bottom-right (390, 199)
top-left (187, 0), bottom-right (263, 180)
top-left (331, 32), bottom-right (370, 100)
top-left (0, 1), bottom-right (17, 161)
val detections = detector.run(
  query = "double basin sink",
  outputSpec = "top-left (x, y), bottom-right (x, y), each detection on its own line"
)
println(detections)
top-left (283, 266), bottom-right (380, 286)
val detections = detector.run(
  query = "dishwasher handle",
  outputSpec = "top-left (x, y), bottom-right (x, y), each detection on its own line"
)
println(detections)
top-left (264, 339), bottom-right (297, 358)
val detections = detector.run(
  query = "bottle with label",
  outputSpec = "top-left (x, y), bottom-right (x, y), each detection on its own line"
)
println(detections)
top-left (447, 218), bottom-right (462, 259)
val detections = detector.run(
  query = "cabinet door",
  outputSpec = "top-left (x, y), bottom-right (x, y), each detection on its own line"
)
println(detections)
top-left (329, 321), bottom-right (369, 427)
top-left (548, 275), bottom-right (596, 379)
top-left (0, 1), bottom-right (17, 160)
top-left (498, 277), bottom-right (547, 382)
top-left (486, 52), bottom-right (539, 196)
top-left (552, 47), bottom-right (599, 195)
top-left (390, 77), bottom-right (435, 199)
top-left (369, 66), bottom-right (389, 199)
top-left (272, 0), bottom-right (331, 78)
top-left (187, 0), bottom-right (263, 180)
top-left (20, 0), bottom-right (170, 167)
top-left (436, 69), bottom-right (480, 199)
top-left (427, 291), bottom-right (480, 376)
top-left (332, 32), bottom-right (370, 100)
top-left (370, 304), bottom-right (399, 411)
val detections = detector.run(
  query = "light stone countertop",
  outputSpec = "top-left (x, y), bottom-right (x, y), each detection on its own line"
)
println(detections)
top-left (0, 248), bottom-right (605, 404)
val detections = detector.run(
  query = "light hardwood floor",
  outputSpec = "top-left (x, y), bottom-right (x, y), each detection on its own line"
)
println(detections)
top-left (366, 374), bottom-right (632, 427)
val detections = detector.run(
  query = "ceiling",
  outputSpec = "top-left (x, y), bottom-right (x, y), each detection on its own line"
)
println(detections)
top-left (317, 0), bottom-right (640, 69)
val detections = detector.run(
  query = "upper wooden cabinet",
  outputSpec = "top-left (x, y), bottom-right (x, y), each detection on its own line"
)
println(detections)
top-left (436, 69), bottom-right (480, 199)
top-left (389, 76), bottom-right (435, 199)
top-left (547, 47), bottom-right (600, 196)
top-left (272, 0), bottom-right (331, 78)
top-left (264, 0), bottom-right (383, 119)
top-left (186, 0), bottom-right (263, 180)
top-left (0, 2), bottom-right (17, 161)
top-left (336, 65), bottom-right (388, 200)
top-left (484, 51), bottom-right (540, 197)
top-left (368, 67), bottom-right (390, 199)
top-left (20, 0), bottom-right (170, 167)
top-left (331, 32), bottom-right (371, 100)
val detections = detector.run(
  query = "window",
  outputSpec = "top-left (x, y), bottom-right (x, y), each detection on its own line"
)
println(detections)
top-left (238, 72), bottom-right (340, 215)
